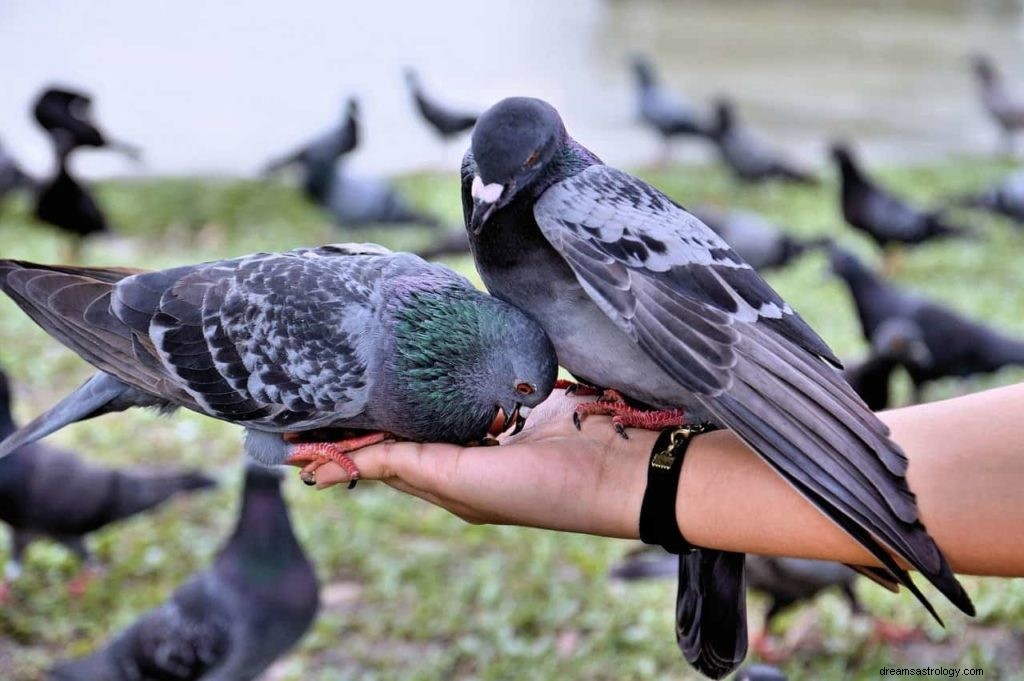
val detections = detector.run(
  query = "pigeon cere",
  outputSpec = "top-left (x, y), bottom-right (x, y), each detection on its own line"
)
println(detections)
top-left (0, 3), bottom-right (1023, 680)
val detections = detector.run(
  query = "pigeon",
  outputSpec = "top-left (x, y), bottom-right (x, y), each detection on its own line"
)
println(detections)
top-left (33, 86), bottom-right (141, 159)
top-left (48, 463), bottom-right (319, 681)
top-left (0, 244), bottom-right (557, 488)
top-left (0, 366), bottom-right (215, 589)
top-left (830, 247), bottom-right (1024, 401)
top-left (33, 131), bottom-right (109, 253)
top-left (690, 204), bottom-right (830, 272)
top-left (631, 54), bottom-right (710, 164)
top-left (708, 99), bottom-right (817, 185)
top-left (831, 143), bottom-right (972, 263)
top-left (971, 55), bottom-right (1024, 152)
top-left (322, 168), bottom-right (440, 229)
top-left (0, 139), bottom-right (34, 203)
top-left (404, 68), bottom-right (478, 142)
top-left (953, 169), bottom-right (1024, 224)
top-left (263, 96), bottom-right (360, 204)
top-left (842, 318), bottom-right (932, 411)
top-left (462, 97), bottom-right (973, 678)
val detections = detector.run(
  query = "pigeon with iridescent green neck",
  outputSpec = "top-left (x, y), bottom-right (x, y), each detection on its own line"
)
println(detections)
top-left (0, 244), bottom-right (557, 486)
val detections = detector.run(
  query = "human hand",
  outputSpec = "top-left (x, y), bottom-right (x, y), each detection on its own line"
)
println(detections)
top-left (311, 390), bottom-right (660, 539)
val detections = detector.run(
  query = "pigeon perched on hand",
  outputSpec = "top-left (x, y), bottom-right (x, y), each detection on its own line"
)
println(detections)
top-left (842, 318), bottom-right (931, 411)
top-left (708, 99), bottom-right (817, 185)
top-left (0, 244), bottom-right (558, 487)
top-left (953, 169), bottom-right (1024, 224)
top-left (48, 463), bottom-right (319, 681)
top-left (404, 67), bottom-right (478, 142)
top-left (462, 97), bottom-right (973, 678)
top-left (690, 204), bottom-right (830, 272)
top-left (631, 54), bottom-right (710, 165)
top-left (831, 143), bottom-right (973, 269)
top-left (830, 247), bottom-right (1024, 402)
top-left (971, 54), bottom-right (1024, 153)
top-left (0, 367), bottom-right (215, 594)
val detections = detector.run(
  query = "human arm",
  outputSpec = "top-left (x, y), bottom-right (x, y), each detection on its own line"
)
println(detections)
top-left (312, 383), bottom-right (1024, 577)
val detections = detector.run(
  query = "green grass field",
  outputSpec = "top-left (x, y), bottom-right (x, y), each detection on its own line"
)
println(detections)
top-left (1, 158), bottom-right (1023, 680)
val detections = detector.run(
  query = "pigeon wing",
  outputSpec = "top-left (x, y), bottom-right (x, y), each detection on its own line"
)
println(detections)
top-left (533, 165), bottom-right (972, 616)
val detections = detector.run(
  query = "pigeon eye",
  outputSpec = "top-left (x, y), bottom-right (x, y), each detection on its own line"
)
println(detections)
top-left (515, 382), bottom-right (535, 395)
top-left (523, 150), bottom-right (540, 168)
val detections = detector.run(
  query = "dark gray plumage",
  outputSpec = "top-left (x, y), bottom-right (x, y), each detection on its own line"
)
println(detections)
top-left (708, 100), bottom-right (817, 185)
top-left (690, 204), bottom-right (830, 272)
top-left (631, 54), bottom-right (709, 161)
top-left (463, 97), bottom-right (972, 678)
top-left (0, 367), bottom-right (215, 583)
top-left (971, 55), bottom-right (1024, 151)
top-left (954, 170), bottom-right (1024, 224)
top-left (842, 318), bottom-right (932, 411)
top-left (0, 244), bottom-right (557, 481)
top-left (830, 247), bottom-right (1024, 400)
top-left (48, 464), bottom-right (319, 681)
top-left (33, 86), bottom-right (141, 159)
top-left (831, 143), bottom-right (972, 249)
top-left (404, 68), bottom-right (478, 140)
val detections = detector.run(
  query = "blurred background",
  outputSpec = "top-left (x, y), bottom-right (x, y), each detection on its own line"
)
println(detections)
top-left (2, 0), bottom-right (1024, 679)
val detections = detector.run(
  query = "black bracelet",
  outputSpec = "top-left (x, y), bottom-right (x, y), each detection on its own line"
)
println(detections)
top-left (639, 423), bottom-right (718, 554)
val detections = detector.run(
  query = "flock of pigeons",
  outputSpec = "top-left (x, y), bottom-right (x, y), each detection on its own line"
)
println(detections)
top-left (0, 52), bottom-right (1023, 681)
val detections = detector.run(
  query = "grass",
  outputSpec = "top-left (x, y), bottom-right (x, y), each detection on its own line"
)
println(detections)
top-left (1, 157), bottom-right (1023, 680)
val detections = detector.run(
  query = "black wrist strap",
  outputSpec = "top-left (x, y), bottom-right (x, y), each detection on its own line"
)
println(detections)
top-left (639, 424), bottom-right (718, 555)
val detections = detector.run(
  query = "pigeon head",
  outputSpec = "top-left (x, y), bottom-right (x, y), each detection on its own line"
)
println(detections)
top-left (871, 318), bottom-right (932, 367)
top-left (630, 54), bottom-right (656, 88)
top-left (468, 97), bottom-right (566, 234)
top-left (386, 282), bottom-right (558, 443)
top-left (344, 96), bottom-right (359, 120)
top-left (827, 245), bottom-right (875, 284)
top-left (829, 141), bottom-right (861, 180)
top-left (971, 54), bottom-right (996, 84)
top-left (33, 85), bottom-right (141, 161)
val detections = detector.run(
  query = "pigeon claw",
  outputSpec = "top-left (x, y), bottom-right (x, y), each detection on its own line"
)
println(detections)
top-left (572, 389), bottom-right (686, 438)
top-left (555, 378), bottom-right (601, 396)
top-left (284, 432), bottom-right (391, 489)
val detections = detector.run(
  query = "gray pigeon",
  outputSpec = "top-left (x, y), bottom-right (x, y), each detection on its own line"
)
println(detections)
top-left (708, 100), bottom-right (817, 185)
top-left (324, 167), bottom-right (440, 229)
top-left (263, 96), bottom-right (360, 204)
top-left (631, 54), bottom-right (710, 164)
top-left (953, 169), bottom-right (1024, 224)
top-left (971, 55), bottom-right (1024, 152)
top-left (404, 67), bottom-right (478, 142)
top-left (0, 367), bottom-right (215, 588)
top-left (462, 97), bottom-right (973, 678)
top-left (842, 318), bottom-right (932, 411)
top-left (690, 204), bottom-right (830, 272)
top-left (48, 463), bottom-right (320, 681)
top-left (0, 244), bottom-right (557, 487)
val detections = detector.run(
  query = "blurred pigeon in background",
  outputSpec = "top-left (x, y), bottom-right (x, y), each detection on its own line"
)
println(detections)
top-left (463, 97), bottom-right (973, 678)
top-left (830, 247), bottom-right (1024, 401)
top-left (708, 99), bottom-right (817, 185)
top-left (0, 244), bottom-right (557, 487)
top-left (0, 366), bottom-right (215, 597)
top-left (33, 86), bottom-right (141, 159)
top-left (48, 463), bottom-right (319, 681)
top-left (31, 86), bottom-right (141, 259)
top-left (953, 169), bottom-right (1024, 224)
top-left (843, 318), bottom-right (932, 411)
top-left (831, 143), bottom-right (973, 270)
top-left (322, 168), bottom-right (440, 229)
top-left (691, 204), bottom-right (830, 271)
top-left (263, 96), bottom-right (360, 202)
top-left (971, 54), bottom-right (1024, 153)
top-left (631, 54), bottom-right (710, 165)
top-left (734, 665), bottom-right (789, 681)
top-left (404, 67), bottom-right (477, 145)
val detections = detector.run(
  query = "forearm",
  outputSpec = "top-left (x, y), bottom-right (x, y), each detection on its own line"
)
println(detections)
top-left (676, 383), bottom-right (1024, 576)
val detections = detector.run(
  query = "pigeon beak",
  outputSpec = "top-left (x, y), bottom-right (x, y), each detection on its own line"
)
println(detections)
top-left (510, 404), bottom-right (529, 436)
top-left (469, 175), bottom-right (507, 235)
top-left (487, 403), bottom-right (526, 437)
